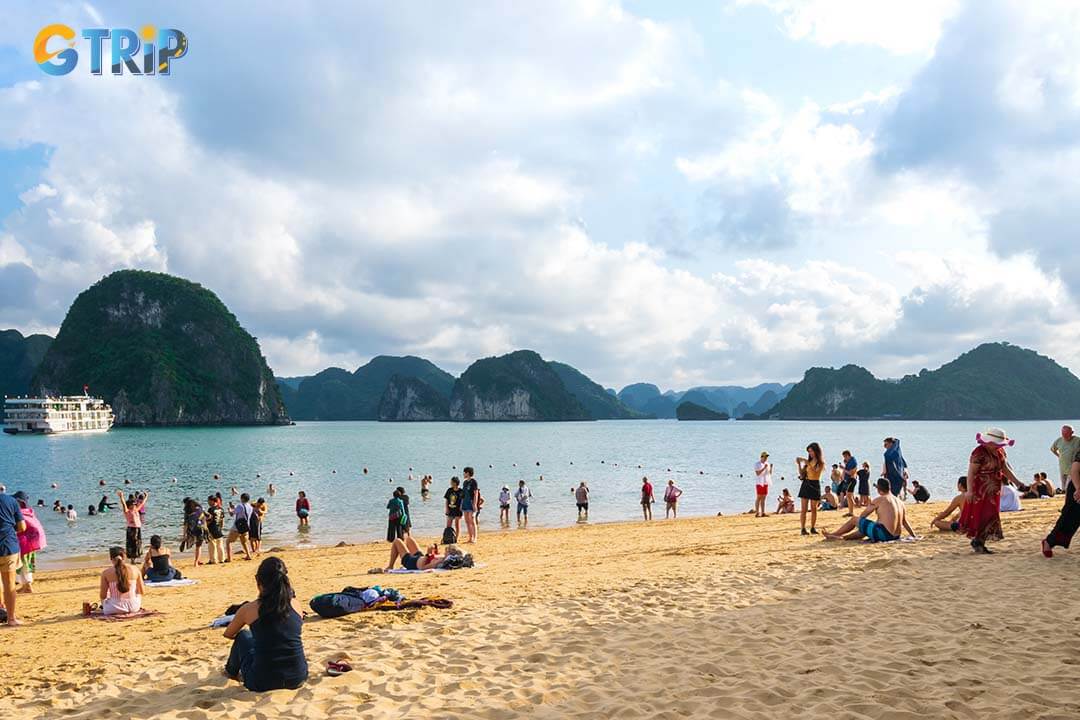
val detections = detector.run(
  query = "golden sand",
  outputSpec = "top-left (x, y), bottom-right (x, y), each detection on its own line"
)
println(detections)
top-left (1, 499), bottom-right (1078, 719)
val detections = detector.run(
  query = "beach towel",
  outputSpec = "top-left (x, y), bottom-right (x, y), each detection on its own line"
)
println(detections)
top-left (88, 608), bottom-right (161, 622)
top-left (144, 578), bottom-right (199, 588)
top-left (385, 561), bottom-right (483, 574)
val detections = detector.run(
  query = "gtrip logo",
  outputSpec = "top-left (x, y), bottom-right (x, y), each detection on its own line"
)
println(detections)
top-left (34, 24), bottom-right (188, 76)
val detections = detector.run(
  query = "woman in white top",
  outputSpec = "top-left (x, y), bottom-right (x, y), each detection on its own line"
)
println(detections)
top-left (99, 546), bottom-right (145, 615)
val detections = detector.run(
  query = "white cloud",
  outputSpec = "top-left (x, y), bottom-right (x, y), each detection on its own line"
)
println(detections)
top-left (1, 0), bottom-right (1079, 390)
top-left (739, 0), bottom-right (962, 55)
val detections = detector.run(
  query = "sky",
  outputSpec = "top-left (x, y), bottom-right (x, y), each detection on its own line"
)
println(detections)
top-left (2, 1), bottom-right (1079, 390)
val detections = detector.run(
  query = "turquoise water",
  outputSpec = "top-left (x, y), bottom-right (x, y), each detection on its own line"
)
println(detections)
top-left (0, 419), bottom-right (1069, 565)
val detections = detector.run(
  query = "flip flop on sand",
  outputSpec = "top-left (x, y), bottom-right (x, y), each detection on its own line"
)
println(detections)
top-left (326, 661), bottom-right (353, 677)
top-left (366, 567), bottom-right (385, 574)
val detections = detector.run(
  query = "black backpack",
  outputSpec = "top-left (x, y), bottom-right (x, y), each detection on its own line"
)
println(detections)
top-left (441, 526), bottom-right (457, 545)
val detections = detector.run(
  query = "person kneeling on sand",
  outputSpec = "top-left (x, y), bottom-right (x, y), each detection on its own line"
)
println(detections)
top-left (223, 557), bottom-right (308, 692)
top-left (823, 478), bottom-right (916, 543)
top-left (931, 477), bottom-right (968, 532)
top-left (776, 489), bottom-right (795, 514)
top-left (100, 547), bottom-right (144, 615)
top-left (384, 536), bottom-right (449, 571)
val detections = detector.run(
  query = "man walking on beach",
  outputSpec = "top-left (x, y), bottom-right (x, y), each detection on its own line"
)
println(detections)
top-left (1051, 425), bottom-right (1080, 492)
top-left (0, 489), bottom-right (27, 626)
top-left (575, 482), bottom-right (590, 521)
top-left (226, 493), bottom-right (253, 562)
top-left (641, 477), bottom-right (654, 520)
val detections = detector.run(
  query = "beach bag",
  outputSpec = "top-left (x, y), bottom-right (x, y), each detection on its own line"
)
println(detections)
top-left (441, 526), bottom-right (457, 545)
top-left (310, 588), bottom-right (368, 618)
top-left (438, 553), bottom-right (474, 570)
top-left (235, 506), bottom-right (250, 534)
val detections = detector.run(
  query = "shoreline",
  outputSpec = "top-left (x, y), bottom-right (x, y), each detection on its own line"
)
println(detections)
top-left (2, 497), bottom-right (1077, 718)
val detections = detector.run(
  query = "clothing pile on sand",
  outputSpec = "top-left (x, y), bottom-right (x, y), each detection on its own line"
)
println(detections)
top-left (309, 586), bottom-right (452, 618)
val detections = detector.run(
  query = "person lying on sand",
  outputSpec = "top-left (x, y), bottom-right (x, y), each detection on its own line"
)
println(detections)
top-left (931, 477), bottom-right (967, 532)
top-left (823, 478), bottom-right (916, 543)
top-left (775, 489), bottom-right (795, 514)
top-left (384, 536), bottom-right (448, 571)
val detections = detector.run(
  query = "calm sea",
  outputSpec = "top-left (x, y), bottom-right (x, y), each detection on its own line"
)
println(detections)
top-left (0, 419), bottom-right (1068, 565)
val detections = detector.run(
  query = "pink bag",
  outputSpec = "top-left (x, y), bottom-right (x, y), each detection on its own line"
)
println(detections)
top-left (19, 507), bottom-right (47, 555)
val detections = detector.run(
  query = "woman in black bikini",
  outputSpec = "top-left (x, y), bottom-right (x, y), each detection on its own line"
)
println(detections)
top-left (795, 442), bottom-right (825, 536)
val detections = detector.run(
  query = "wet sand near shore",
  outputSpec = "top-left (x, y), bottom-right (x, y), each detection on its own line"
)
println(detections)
top-left (1, 498), bottom-right (1078, 719)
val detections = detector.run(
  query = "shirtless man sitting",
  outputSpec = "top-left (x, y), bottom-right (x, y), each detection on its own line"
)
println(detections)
top-left (383, 536), bottom-right (448, 572)
top-left (823, 478), bottom-right (916, 542)
top-left (931, 477), bottom-right (967, 532)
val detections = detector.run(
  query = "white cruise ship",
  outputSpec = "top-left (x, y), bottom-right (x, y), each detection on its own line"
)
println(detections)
top-left (3, 394), bottom-right (114, 435)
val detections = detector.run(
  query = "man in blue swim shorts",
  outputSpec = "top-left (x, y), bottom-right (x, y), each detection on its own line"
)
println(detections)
top-left (822, 478), bottom-right (915, 542)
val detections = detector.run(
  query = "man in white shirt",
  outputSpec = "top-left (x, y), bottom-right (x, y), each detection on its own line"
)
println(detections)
top-left (65, 504), bottom-right (77, 522)
top-left (754, 452), bottom-right (772, 517)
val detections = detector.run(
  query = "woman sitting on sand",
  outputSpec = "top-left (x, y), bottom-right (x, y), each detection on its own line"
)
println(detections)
top-left (142, 535), bottom-right (183, 582)
top-left (223, 557), bottom-right (308, 692)
top-left (383, 536), bottom-right (449, 571)
top-left (100, 547), bottom-right (144, 615)
top-left (775, 489), bottom-right (795, 514)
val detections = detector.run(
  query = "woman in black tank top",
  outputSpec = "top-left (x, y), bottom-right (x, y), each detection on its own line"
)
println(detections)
top-left (223, 557), bottom-right (308, 691)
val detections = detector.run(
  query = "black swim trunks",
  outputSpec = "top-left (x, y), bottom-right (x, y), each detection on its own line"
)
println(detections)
top-left (402, 552), bottom-right (421, 571)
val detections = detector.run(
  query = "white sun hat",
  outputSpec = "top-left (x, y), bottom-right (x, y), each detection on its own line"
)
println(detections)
top-left (976, 427), bottom-right (1014, 447)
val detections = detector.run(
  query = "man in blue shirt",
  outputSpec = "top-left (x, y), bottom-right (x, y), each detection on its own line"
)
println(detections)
top-left (0, 490), bottom-right (28, 626)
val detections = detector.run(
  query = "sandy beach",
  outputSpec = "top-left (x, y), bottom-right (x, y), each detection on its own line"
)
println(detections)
top-left (1, 498), bottom-right (1078, 719)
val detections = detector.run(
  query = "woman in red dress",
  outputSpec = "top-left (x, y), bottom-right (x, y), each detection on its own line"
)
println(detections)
top-left (959, 427), bottom-right (1020, 554)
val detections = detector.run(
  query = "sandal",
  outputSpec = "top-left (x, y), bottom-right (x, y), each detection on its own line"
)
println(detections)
top-left (326, 661), bottom-right (353, 677)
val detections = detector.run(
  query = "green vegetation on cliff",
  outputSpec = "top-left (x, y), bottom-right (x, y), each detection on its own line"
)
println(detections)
top-left (450, 350), bottom-right (589, 421)
top-left (284, 356), bottom-right (454, 420)
top-left (0, 329), bottom-right (52, 398)
top-left (548, 361), bottom-right (642, 419)
top-left (675, 401), bottom-right (729, 421)
top-left (31, 270), bottom-right (288, 426)
top-left (769, 343), bottom-right (1080, 419)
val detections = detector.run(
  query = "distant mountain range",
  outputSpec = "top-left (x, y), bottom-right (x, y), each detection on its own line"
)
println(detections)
top-left (277, 354), bottom-right (788, 422)
top-left (7, 274), bottom-right (1077, 425)
top-left (616, 382), bottom-right (793, 419)
top-left (766, 342), bottom-right (1080, 420)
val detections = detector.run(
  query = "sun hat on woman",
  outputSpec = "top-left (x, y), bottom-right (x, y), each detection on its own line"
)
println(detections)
top-left (977, 427), bottom-right (1014, 447)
